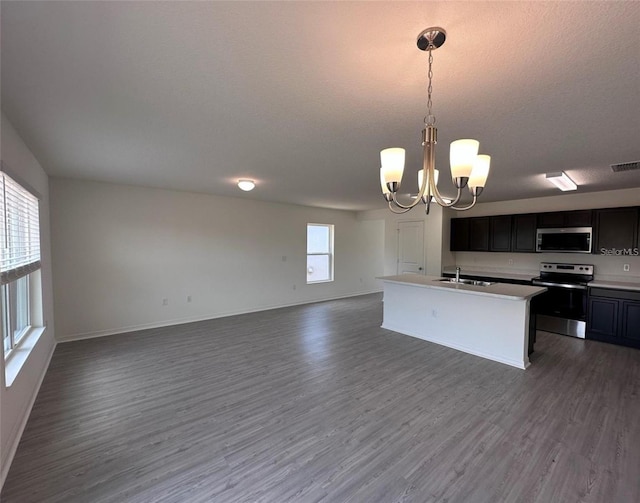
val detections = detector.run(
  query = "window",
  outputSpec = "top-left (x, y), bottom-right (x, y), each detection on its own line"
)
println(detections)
top-left (1, 170), bottom-right (42, 359)
top-left (307, 223), bottom-right (334, 283)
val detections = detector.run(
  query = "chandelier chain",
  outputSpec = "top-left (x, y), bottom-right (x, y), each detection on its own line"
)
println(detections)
top-left (425, 47), bottom-right (435, 126)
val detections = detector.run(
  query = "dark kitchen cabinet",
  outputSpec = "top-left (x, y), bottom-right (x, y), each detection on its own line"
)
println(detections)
top-left (450, 218), bottom-right (470, 251)
top-left (537, 212), bottom-right (564, 228)
top-left (449, 206), bottom-right (637, 253)
top-left (469, 217), bottom-right (490, 251)
top-left (587, 296), bottom-right (619, 339)
top-left (511, 214), bottom-right (537, 252)
top-left (594, 207), bottom-right (638, 253)
top-left (587, 287), bottom-right (640, 349)
top-left (621, 301), bottom-right (640, 342)
top-left (567, 210), bottom-right (594, 227)
top-left (538, 210), bottom-right (593, 228)
top-left (450, 217), bottom-right (492, 251)
top-left (490, 215), bottom-right (512, 252)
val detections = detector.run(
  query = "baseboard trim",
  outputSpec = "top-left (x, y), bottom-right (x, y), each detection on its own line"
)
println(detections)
top-left (58, 289), bottom-right (383, 343)
top-left (1, 339), bottom-right (57, 489)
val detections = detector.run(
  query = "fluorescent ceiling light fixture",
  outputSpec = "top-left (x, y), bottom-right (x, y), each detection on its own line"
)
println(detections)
top-left (237, 179), bottom-right (255, 191)
top-left (545, 172), bottom-right (577, 191)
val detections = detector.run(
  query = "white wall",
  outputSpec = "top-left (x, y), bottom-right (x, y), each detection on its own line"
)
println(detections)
top-left (50, 179), bottom-right (385, 340)
top-left (358, 203), bottom-right (446, 277)
top-left (446, 188), bottom-right (640, 281)
top-left (0, 114), bottom-right (56, 486)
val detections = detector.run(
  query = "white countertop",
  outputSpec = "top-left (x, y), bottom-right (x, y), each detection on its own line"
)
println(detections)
top-left (589, 280), bottom-right (640, 292)
top-left (378, 274), bottom-right (547, 301)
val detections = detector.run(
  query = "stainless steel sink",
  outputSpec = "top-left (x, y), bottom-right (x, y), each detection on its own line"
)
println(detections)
top-left (437, 278), bottom-right (495, 287)
top-left (438, 278), bottom-right (474, 284)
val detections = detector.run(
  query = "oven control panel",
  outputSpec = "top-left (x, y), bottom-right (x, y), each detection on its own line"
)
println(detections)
top-left (540, 262), bottom-right (594, 275)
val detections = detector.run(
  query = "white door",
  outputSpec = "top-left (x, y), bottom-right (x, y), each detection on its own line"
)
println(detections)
top-left (397, 221), bottom-right (425, 274)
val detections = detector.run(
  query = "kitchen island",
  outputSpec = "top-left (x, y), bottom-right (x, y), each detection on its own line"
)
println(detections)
top-left (379, 275), bottom-right (547, 369)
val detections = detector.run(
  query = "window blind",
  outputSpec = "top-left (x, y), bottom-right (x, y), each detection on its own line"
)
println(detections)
top-left (1, 171), bottom-right (41, 285)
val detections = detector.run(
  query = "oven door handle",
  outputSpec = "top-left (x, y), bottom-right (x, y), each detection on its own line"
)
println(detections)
top-left (532, 280), bottom-right (587, 290)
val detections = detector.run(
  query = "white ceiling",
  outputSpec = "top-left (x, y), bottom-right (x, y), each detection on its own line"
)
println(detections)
top-left (2, 1), bottom-right (639, 211)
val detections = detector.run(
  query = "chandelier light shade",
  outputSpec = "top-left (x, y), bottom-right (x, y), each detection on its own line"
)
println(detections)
top-left (380, 168), bottom-right (391, 197)
top-left (380, 148), bottom-right (406, 190)
top-left (450, 139), bottom-right (480, 179)
top-left (417, 167), bottom-right (439, 192)
top-left (469, 154), bottom-right (491, 189)
top-left (379, 27), bottom-right (491, 214)
top-left (418, 168), bottom-right (439, 202)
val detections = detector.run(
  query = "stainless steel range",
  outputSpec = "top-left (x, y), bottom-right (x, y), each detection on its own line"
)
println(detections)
top-left (532, 262), bottom-right (594, 339)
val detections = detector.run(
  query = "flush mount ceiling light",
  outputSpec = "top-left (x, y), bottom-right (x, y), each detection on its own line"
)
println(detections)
top-left (237, 179), bottom-right (255, 191)
top-left (380, 27), bottom-right (491, 215)
top-left (545, 172), bottom-right (577, 191)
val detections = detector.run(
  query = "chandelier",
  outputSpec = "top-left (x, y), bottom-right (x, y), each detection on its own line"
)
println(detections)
top-left (380, 27), bottom-right (490, 214)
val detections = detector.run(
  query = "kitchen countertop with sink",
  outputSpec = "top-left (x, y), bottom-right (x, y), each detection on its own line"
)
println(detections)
top-left (379, 274), bottom-right (547, 301)
top-left (443, 267), bottom-right (640, 292)
top-left (441, 267), bottom-right (538, 283)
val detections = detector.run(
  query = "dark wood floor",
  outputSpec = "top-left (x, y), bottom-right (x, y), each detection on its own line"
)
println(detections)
top-left (2, 293), bottom-right (639, 502)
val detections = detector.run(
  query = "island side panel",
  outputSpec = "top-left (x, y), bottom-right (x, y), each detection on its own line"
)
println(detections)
top-left (381, 281), bottom-right (530, 369)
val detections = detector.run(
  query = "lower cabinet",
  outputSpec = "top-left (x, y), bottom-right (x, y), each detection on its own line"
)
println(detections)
top-left (587, 288), bottom-right (640, 348)
top-left (587, 296), bottom-right (618, 338)
top-left (621, 301), bottom-right (640, 342)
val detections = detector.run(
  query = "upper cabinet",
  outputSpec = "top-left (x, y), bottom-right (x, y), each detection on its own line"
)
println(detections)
top-left (450, 215), bottom-right (518, 252)
top-left (449, 206), bottom-right (638, 253)
top-left (594, 207), bottom-right (639, 252)
top-left (537, 210), bottom-right (593, 228)
top-left (511, 214), bottom-right (537, 253)
top-left (469, 217), bottom-right (490, 251)
top-left (490, 215), bottom-right (512, 252)
top-left (450, 218), bottom-right (470, 251)
top-left (451, 216), bottom-right (513, 252)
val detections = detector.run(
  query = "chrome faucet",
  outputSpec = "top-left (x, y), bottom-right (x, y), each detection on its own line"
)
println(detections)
top-left (455, 266), bottom-right (461, 282)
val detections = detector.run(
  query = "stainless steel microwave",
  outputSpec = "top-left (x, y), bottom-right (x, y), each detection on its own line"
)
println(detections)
top-left (536, 227), bottom-right (592, 253)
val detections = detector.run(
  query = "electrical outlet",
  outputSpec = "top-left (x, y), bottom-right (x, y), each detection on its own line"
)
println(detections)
top-left (162, 298), bottom-right (168, 306)
top-left (508, 259), bottom-right (514, 265)
top-left (623, 264), bottom-right (630, 272)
